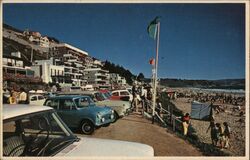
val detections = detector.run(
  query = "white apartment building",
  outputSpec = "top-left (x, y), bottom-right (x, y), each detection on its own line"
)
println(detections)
top-left (84, 68), bottom-right (111, 89)
top-left (110, 73), bottom-right (127, 86)
top-left (50, 43), bottom-right (89, 86)
top-left (31, 58), bottom-right (65, 84)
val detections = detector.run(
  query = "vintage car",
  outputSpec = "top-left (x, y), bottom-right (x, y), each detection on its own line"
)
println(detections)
top-left (29, 94), bottom-right (46, 106)
top-left (2, 104), bottom-right (154, 157)
top-left (58, 91), bottom-right (132, 118)
top-left (111, 90), bottom-right (133, 102)
top-left (44, 95), bottom-right (115, 135)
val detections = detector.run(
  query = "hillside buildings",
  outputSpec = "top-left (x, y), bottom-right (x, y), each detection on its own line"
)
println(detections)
top-left (3, 25), bottom-right (128, 90)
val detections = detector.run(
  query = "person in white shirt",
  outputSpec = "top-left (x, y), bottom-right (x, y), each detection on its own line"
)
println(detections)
top-left (18, 87), bottom-right (28, 104)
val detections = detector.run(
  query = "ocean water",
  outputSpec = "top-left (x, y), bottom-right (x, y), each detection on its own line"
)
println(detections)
top-left (190, 88), bottom-right (245, 94)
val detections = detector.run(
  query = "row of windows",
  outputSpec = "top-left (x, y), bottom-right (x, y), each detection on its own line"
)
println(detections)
top-left (50, 69), bottom-right (64, 76)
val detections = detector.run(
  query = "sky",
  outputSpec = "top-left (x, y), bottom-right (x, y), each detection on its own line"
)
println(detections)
top-left (3, 3), bottom-right (246, 80)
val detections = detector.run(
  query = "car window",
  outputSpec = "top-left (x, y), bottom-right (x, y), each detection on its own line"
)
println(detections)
top-left (60, 99), bottom-right (74, 110)
top-left (112, 92), bottom-right (119, 96)
top-left (38, 96), bottom-right (44, 100)
top-left (45, 99), bottom-right (59, 109)
top-left (120, 91), bottom-right (129, 96)
top-left (74, 97), bottom-right (89, 108)
top-left (30, 96), bottom-right (37, 101)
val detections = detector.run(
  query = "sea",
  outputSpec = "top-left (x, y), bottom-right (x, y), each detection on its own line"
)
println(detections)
top-left (190, 88), bottom-right (245, 95)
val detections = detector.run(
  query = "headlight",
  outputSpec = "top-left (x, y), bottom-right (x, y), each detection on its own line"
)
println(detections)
top-left (97, 113), bottom-right (102, 119)
top-left (101, 117), bottom-right (105, 122)
top-left (111, 110), bottom-right (114, 114)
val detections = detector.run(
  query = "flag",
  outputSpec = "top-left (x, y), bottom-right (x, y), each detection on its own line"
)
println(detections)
top-left (149, 58), bottom-right (155, 65)
top-left (147, 16), bottom-right (160, 39)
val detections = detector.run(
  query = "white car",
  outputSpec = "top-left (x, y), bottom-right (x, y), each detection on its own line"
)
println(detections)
top-left (111, 90), bottom-right (133, 102)
top-left (29, 94), bottom-right (46, 106)
top-left (3, 104), bottom-right (154, 157)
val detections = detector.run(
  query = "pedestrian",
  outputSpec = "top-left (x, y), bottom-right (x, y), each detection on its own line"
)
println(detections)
top-left (131, 84), bottom-right (138, 112)
top-left (223, 122), bottom-right (231, 149)
top-left (8, 89), bottom-right (17, 104)
top-left (140, 85), bottom-right (146, 113)
top-left (18, 87), bottom-right (28, 104)
top-left (155, 98), bottom-right (162, 116)
top-left (182, 113), bottom-right (191, 137)
top-left (206, 118), bottom-right (218, 146)
top-left (216, 123), bottom-right (225, 149)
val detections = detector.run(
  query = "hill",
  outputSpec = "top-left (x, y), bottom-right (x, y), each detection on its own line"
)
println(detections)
top-left (159, 78), bottom-right (245, 90)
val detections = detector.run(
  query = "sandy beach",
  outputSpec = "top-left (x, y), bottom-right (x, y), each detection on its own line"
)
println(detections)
top-left (170, 88), bottom-right (246, 156)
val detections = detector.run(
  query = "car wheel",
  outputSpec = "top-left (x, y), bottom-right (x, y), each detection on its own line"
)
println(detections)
top-left (80, 120), bottom-right (94, 135)
top-left (113, 111), bottom-right (119, 123)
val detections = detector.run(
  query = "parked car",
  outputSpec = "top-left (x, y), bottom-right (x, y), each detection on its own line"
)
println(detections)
top-left (111, 90), bottom-right (133, 102)
top-left (3, 104), bottom-right (154, 157)
top-left (58, 91), bottom-right (132, 119)
top-left (44, 95), bottom-right (115, 135)
top-left (29, 94), bottom-right (46, 106)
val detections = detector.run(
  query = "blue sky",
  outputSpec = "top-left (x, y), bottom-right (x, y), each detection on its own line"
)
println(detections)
top-left (3, 3), bottom-right (245, 80)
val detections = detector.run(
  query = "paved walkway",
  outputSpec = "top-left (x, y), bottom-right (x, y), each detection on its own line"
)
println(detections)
top-left (82, 112), bottom-right (203, 156)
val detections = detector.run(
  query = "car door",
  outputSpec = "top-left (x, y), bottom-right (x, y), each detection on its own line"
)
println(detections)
top-left (111, 91), bottom-right (120, 100)
top-left (119, 91), bottom-right (130, 101)
top-left (57, 99), bottom-right (79, 128)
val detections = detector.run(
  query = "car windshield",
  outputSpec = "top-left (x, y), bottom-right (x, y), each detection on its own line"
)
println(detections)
top-left (94, 93), bottom-right (106, 101)
top-left (3, 110), bottom-right (78, 157)
top-left (101, 93), bottom-right (108, 100)
top-left (104, 92), bottom-right (111, 98)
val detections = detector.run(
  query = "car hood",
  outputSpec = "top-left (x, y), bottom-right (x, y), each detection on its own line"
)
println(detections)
top-left (96, 100), bottom-right (131, 109)
top-left (55, 137), bottom-right (154, 157)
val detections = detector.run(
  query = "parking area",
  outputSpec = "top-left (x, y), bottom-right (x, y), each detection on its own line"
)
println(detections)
top-left (79, 112), bottom-right (203, 156)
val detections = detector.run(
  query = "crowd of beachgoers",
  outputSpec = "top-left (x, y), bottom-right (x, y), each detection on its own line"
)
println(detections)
top-left (171, 88), bottom-right (246, 156)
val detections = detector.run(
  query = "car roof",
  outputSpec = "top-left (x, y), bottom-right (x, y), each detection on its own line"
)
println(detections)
top-left (112, 90), bottom-right (129, 92)
top-left (3, 104), bottom-right (53, 120)
top-left (47, 95), bottom-right (89, 99)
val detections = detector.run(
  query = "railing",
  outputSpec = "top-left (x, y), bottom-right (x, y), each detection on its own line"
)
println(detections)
top-left (144, 99), bottom-right (183, 132)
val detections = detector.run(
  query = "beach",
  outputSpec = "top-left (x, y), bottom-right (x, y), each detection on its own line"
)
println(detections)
top-left (170, 88), bottom-right (246, 156)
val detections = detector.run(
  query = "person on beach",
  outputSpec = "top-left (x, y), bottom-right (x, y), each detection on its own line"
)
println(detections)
top-left (215, 123), bottom-right (225, 149)
top-left (182, 113), bottom-right (191, 137)
top-left (206, 118), bottom-right (218, 146)
top-left (223, 122), bottom-right (231, 149)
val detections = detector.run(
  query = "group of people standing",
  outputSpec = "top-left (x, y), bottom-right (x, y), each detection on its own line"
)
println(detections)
top-left (206, 118), bottom-right (231, 149)
top-left (131, 84), bottom-right (153, 114)
top-left (4, 87), bottom-right (29, 104)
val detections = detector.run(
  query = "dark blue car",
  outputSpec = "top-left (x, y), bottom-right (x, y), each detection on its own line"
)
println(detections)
top-left (44, 95), bottom-right (115, 135)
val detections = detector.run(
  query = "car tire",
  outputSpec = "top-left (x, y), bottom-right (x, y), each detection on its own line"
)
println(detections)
top-left (80, 120), bottom-right (95, 135)
top-left (113, 111), bottom-right (119, 123)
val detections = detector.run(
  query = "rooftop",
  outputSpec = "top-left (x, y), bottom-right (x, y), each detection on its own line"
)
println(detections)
top-left (56, 43), bottom-right (88, 56)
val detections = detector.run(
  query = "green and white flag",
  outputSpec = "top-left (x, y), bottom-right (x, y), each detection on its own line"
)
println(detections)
top-left (147, 16), bottom-right (160, 39)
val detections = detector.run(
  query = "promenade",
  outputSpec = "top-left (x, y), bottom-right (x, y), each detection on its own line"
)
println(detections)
top-left (81, 112), bottom-right (203, 156)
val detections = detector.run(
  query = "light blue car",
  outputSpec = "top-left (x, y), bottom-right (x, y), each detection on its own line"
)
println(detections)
top-left (44, 95), bottom-right (115, 135)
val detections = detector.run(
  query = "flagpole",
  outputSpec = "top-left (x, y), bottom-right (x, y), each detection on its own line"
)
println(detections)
top-left (152, 21), bottom-right (160, 123)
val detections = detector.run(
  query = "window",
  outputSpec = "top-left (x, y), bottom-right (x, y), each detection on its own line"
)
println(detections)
top-left (30, 96), bottom-right (38, 101)
top-left (112, 92), bottom-right (119, 96)
top-left (74, 97), bottom-right (89, 108)
top-left (45, 100), bottom-right (59, 109)
top-left (38, 96), bottom-right (44, 100)
top-left (60, 99), bottom-right (74, 110)
top-left (120, 91), bottom-right (129, 96)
